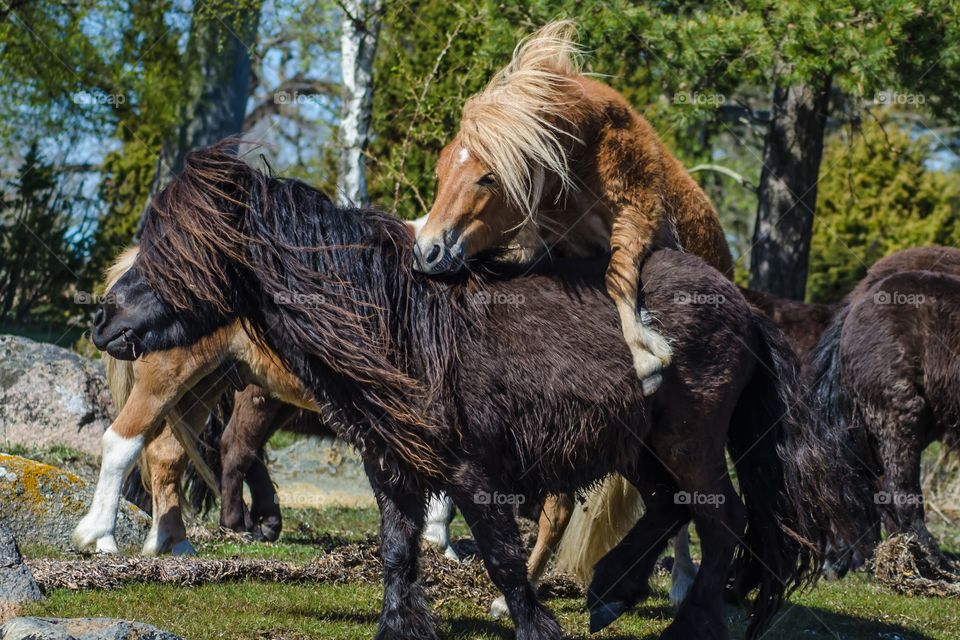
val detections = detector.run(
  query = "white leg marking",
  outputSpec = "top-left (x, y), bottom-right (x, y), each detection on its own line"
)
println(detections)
top-left (95, 535), bottom-right (119, 554)
top-left (72, 429), bottom-right (145, 551)
top-left (422, 493), bottom-right (459, 561)
top-left (617, 302), bottom-right (672, 395)
top-left (490, 595), bottom-right (510, 619)
top-left (669, 525), bottom-right (698, 607)
top-left (141, 523), bottom-right (163, 556)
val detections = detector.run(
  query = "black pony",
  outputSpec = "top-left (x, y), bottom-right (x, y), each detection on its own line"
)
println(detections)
top-left (92, 144), bottom-right (865, 640)
top-left (810, 246), bottom-right (960, 573)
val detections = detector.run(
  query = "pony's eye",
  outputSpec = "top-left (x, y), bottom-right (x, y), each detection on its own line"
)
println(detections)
top-left (477, 173), bottom-right (496, 187)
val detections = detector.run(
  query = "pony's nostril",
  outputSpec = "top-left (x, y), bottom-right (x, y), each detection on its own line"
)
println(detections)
top-left (93, 307), bottom-right (105, 329)
top-left (425, 243), bottom-right (443, 265)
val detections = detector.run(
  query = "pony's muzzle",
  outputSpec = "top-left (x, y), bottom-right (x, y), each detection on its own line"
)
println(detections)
top-left (413, 230), bottom-right (463, 274)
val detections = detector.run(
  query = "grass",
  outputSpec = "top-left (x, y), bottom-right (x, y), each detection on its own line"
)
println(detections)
top-left (18, 505), bottom-right (960, 639)
top-left (23, 573), bottom-right (959, 639)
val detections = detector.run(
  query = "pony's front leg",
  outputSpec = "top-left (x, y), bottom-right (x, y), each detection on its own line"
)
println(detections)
top-left (453, 487), bottom-right (563, 640)
top-left (365, 460), bottom-right (436, 640)
top-left (422, 493), bottom-right (459, 560)
top-left (607, 204), bottom-right (673, 396)
top-left (491, 493), bottom-right (573, 619)
top-left (72, 417), bottom-right (153, 552)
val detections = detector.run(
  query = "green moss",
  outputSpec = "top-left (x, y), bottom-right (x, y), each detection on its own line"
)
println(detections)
top-left (0, 453), bottom-right (85, 516)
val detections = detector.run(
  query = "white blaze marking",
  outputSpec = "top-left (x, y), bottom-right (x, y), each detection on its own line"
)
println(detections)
top-left (457, 147), bottom-right (470, 164)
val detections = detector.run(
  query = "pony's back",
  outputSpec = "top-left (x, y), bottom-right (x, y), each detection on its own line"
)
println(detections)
top-left (848, 269), bottom-right (960, 426)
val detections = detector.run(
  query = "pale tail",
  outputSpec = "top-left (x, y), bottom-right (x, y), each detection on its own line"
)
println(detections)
top-left (554, 474), bottom-right (644, 583)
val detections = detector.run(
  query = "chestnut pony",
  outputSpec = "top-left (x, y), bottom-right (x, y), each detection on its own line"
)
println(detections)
top-left (414, 21), bottom-right (733, 397)
top-left (91, 144), bottom-right (861, 640)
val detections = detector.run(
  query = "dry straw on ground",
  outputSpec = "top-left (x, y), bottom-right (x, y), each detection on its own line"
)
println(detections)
top-left (873, 534), bottom-right (960, 598)
top-left (26, 540), bottom-right (583, 607)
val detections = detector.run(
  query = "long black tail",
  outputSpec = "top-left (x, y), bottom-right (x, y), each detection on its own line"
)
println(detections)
top-left (807, 300), bottom-right (881, 567)
top-left (728, 310), bottom-right (870, 639)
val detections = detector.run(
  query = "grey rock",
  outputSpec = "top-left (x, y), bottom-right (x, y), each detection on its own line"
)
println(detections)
top-left (0, 455), bottom-right (148, 550)
top-left (0, 335), bottom-right (114, 456)
top-left (0, 617), bottom-right (182, 640)
top-left (0, 523), bottom-right (41, 604)
top-left (270, 436), bottom-right (374, 508)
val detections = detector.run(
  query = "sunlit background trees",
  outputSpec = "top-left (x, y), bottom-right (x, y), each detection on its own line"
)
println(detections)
top-left (1, 0), bottom-right (958, 346)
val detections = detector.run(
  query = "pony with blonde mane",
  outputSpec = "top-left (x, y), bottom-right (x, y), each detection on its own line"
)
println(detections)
top-left (414, 20), bottom-right (733, 397)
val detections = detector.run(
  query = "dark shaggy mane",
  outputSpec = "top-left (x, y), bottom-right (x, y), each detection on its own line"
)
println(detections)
top-left (138, 141), bottom-right (470, 477)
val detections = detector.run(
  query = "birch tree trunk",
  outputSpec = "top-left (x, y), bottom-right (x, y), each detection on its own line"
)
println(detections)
top-left (749, 74), bottom-right (832, 300)
top-left (337, 0), bottom-right (383, 207)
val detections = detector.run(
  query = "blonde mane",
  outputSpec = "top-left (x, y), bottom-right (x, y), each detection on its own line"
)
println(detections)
top-left (460, 20), bottom-right (585, 218)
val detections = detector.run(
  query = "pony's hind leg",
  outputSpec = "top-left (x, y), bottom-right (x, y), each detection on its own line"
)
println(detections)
top-left (453, 486), bottom-right (563, 640)
top-left (587, 482), bottom-right (688, 632)
top-left (220, 386), bottom-right (285, 540)
top-left (877, 422), bottom-right (947, 564)
top-left (364, 460), bottom-right (437, 640)
top-left (662, 471), bottom-right (745, 640)
top-left (490, 493), bottom-right (574, 619)
top-left (669, 524), bottom-right (698, 607)
top-left (141, 425), bottom-right (194, 556)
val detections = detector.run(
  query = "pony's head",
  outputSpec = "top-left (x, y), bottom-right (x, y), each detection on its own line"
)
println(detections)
top-left (414, 20), bottom-right (583, 274)
top-left (93, 144), bottom-right (256, 359)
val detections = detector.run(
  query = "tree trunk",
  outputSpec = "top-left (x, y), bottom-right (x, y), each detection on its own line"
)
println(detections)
top-left (749, 74), bottom-right (832, 300)
top-left (138, 2), bottom-right (262, 234)
top-left (337, 0), bottom-right (383, 207)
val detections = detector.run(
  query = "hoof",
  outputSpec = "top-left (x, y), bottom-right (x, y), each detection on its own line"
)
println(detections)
top-left (589, 600), bottom-right (626, 633)
top-left (821, 559), bottom-right (841, 581)
top-left (171, 539), bottom-right (197, 556)
top-left (443, 545), bottom-right (461, 562)
top-left (94, 536), bottom-right (119, 554)
top-left (668, 573), bottom-right (695, 607)
top-left (489, 595), bottom-right (509, 619)
top-left (258, 523), bottom-right (282, 543)
top-left (641, 373), bottom-right (662, 396)
top-left (72, 518), bottom-right (109, 551)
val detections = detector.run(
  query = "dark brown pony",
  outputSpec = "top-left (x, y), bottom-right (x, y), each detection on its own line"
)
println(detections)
top-left (738, 288), bottom-right (835, 365)
top-left (810, 246), bottom-right (960, 572)
top-left (91, 144), bottom-right (864, 640)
